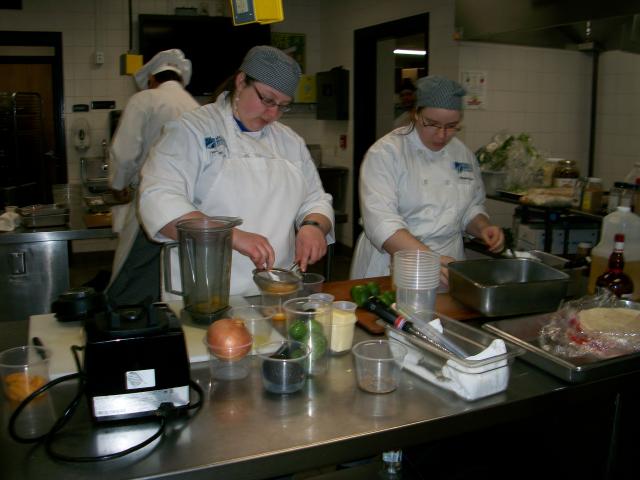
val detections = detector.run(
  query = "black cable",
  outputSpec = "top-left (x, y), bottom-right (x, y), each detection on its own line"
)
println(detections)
top-left (8, 372), bottom-right (83, 444)
top-left (8, 345), bottom-right (204, 462)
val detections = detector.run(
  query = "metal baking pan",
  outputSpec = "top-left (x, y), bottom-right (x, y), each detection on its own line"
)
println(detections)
top-left (18, 204), bottom-right (70, 227)
top-left (448, 258), bottom-right (569, 316)
top-left (483, 313), bottom-right (640, 383)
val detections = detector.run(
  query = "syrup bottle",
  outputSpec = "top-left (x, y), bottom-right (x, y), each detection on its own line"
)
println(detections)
top-left (595, 233), bottom-right (634, 299)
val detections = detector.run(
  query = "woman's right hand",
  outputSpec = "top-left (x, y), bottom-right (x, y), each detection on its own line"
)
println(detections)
top-left (232, 229), bottom-right (275, 270)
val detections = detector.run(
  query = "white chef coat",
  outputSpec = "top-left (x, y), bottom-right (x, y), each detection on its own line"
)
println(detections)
top-left (108, 80), bottom-right (199, 285)
top-left (139, 93), bottom-right (335, 296)
top-left (350, 127), bottom-right (488, 279)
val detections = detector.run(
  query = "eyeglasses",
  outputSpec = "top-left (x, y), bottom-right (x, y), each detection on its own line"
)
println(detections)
top-left (420, 117), bottom-right (462, 134)
top-left (252, 85), bottom-right (291, 113)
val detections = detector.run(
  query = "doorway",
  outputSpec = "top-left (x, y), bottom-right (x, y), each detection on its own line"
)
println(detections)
top-left (0, 31), bottom-right (66, 206)
top-left (352, 13), bottom-right (429, 243)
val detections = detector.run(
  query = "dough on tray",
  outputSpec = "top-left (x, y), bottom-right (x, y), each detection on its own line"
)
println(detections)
top-left (578, 307), bottom-right (640, 336)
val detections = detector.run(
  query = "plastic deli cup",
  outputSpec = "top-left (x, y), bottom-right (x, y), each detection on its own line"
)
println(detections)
top-left (393, 250), bottom-right (441, 289)
top-left (352, 339), bottom-right (407, 394)
top-left (258, 340), bottom-right (310, 394)
top-left (283, 297), bottom-right (332, 376)
top-left (301, 272), bottom-right (325, 295)
top-left (0, 346), bottom-right (50, 403)
top-left (228, 305), bottom-right (277, 354)
top-left (330, 301), bottom-right (358, 354)
top-left (203, 336), bottom-right (252, 380)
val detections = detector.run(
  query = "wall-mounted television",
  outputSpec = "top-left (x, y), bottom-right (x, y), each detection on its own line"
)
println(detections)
top-left (138, 15), bottom-right (271, 97)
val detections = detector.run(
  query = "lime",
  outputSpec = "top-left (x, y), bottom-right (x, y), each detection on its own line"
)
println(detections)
top-left (308, 319), bottom-right (324, 336)
top-left (307, 332), bottom-right (327, 358)
top-left (288, 320), bottom-right (308, 341)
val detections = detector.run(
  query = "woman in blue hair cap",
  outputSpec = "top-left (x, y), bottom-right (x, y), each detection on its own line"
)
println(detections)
top-left (350, 75), bottom-right (504, 284)
top-left (139, 46), bottom-right (334, 297)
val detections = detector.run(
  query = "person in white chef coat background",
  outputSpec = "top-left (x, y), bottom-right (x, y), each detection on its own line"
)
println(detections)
top-left (350, 75), bottom-right (504, 284)
top-left (106, 49), bottom-right (200, 306)
top-left (138, 45), bottom-right (334, 297)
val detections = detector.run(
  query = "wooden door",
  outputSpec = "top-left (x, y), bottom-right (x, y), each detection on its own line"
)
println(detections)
top-left (0, 63), bottom-right (56, 203)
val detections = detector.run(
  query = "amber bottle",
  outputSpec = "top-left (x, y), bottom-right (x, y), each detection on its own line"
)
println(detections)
top-left (595, 233), bottom-right (634, 299)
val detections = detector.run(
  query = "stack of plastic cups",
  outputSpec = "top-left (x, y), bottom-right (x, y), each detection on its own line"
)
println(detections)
top-left (393, 250), bottom-right (441, 325)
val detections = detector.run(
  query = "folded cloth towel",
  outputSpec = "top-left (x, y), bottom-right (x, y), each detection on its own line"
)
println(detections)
top-left (0, 210), bottom-right (20, 231)
top-left (391, 319), bottom-right (509, 401)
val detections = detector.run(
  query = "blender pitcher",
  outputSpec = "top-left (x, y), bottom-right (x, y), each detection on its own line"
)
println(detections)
top-left (163, 217), bottom-right (242, 324)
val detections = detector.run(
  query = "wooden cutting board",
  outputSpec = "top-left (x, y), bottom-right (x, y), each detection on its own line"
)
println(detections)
top-left (322, 276), bottom-right (480, 335)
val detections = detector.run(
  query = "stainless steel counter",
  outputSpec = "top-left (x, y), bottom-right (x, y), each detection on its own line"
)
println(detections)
top-left (1, 318), bottom-right (635, 480)
top-left (0, 206), bottom-right (115, 244)
top-left (0, 206), bottom-right (115, 322)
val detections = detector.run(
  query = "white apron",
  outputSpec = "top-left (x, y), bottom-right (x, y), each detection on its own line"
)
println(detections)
top-left (163, 132), bottom-right (306, 300)
top-left (108, 195), bottom-right (139, 286)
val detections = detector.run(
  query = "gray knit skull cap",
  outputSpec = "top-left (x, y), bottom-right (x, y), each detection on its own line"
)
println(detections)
top-left (240, 45), bottom-right (301, 98)
top-left (416, 75), bottom-right (466, 110)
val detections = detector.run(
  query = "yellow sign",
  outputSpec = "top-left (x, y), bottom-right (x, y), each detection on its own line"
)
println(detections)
top-left (230, 0), bottom-right (284, 26)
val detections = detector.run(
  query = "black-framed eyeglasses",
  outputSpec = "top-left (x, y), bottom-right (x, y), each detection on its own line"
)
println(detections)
top-left (252, 85), bottom-right (292, 113)
top-left (420, 117), bottom-right (462, 134)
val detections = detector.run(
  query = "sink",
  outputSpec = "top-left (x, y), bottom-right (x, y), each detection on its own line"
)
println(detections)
top-left (81, 157), bottom-right (109, 193)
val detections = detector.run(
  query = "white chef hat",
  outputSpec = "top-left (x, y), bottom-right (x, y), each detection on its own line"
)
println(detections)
top-left (134, 49), bottom-right (192, 90)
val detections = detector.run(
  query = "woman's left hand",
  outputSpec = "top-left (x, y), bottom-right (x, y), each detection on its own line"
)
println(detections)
top-left (295, 225), bottom-right (327, 271)
top-left (480, 225), bottom-right (505, 253)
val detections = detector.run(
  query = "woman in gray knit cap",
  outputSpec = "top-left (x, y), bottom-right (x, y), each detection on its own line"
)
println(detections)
top-left (139, 46), bottom-right (334, 296)
top-left (351, 75), bottom-right (504, 285)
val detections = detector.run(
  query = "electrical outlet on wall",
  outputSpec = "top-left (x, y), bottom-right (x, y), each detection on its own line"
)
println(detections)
top-left (95, 51), bottom-right (105, 65)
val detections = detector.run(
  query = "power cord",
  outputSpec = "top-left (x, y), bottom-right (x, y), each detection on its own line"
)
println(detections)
top-left (8, 344), bottom-right (204, 462)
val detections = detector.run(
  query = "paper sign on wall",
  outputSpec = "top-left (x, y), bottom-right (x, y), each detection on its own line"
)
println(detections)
top-left (461, 70), bottom-right (487, 110)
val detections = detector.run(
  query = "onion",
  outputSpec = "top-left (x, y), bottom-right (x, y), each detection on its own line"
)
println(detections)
top-left (207, 318), bottom-right (252, 360)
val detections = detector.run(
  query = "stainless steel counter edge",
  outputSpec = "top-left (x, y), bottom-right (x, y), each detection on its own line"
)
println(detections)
top-left (2, 321), bottom-right (635, 480)
top-left (0, 226), bottom-right (116, 243)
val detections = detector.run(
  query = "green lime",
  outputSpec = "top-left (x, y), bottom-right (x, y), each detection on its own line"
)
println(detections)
top-left (308, 332), bottom-right (327, 358)
top-left (308, 319), bottom-right (324, 335)
top-left (288, 320), bottom-right (308, 340)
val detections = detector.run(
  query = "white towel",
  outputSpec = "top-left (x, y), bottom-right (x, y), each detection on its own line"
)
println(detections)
top-left (391, 319), bottom-right (510, 401)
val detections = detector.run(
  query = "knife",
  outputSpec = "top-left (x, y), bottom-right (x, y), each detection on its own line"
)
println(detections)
top-left (32, 337), bottom-right (48, 360)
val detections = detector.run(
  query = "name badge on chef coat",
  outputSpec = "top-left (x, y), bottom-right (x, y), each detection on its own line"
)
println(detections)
top-left (204, 135), bottom-right (228, 156)
top-left (453, 161), bottom-right (474, 182)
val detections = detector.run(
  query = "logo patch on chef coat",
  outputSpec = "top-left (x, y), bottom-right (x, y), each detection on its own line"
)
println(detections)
top-left (453, 161), bottom-right (474, 182)
top-left (204, 135), bottom-right (228, 156)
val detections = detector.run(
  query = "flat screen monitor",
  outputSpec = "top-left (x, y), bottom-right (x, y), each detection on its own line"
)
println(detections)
top-left (138, 15), bottom-right (271, 97)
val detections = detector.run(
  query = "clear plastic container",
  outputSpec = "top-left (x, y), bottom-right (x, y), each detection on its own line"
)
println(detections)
top-left (588, 206), bottom-right (640, 298)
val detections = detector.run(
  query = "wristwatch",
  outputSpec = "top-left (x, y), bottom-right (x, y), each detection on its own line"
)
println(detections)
top-left (299, 219), bottom-right (323, 231)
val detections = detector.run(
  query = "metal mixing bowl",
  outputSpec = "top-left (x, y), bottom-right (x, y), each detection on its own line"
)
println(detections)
top-left (252, 268), bottom-right (302, 294)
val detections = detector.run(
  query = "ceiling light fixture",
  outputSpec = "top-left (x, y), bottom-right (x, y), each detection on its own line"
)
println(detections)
top-left (393, 49), bottom-right (426, 55)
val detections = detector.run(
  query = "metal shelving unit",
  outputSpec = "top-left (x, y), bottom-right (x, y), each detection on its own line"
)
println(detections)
top-left (0, 92), bottom-right (47, 207)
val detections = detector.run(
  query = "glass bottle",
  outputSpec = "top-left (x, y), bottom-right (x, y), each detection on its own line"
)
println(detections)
top-left (595, 233), bottom-right (634, 299)
top-left (553, 159), bottom-right (579, 188)
top-left (580, 177), bottom-right (603, 213)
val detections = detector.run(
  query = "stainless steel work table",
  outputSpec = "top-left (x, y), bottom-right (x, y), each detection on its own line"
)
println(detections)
top-left (1, 316), bottom-right (637, 480)
top-left (0, 207), bottom-right (115, 322)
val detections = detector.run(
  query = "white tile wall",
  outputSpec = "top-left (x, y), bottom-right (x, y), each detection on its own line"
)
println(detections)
top-left (458, 41), bottom-right (592, 179)
top-left (2, 0), bottom-right (632, 250)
